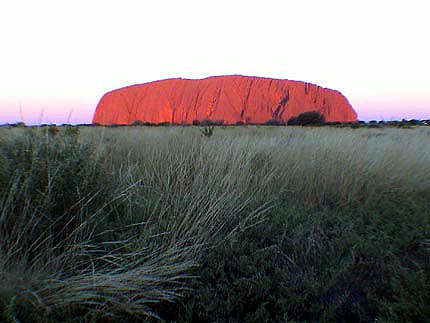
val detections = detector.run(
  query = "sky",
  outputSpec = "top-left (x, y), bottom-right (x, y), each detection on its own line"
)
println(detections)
top-left (0, 0), bottom-right (429, 124)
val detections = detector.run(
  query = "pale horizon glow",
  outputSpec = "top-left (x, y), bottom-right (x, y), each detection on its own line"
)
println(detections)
top-left (1, 0), bottom-right (429, 124)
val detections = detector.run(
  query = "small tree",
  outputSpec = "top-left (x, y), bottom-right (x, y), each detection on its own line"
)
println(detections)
top-left (266, 119), bottom-right (285, 126)
top-left (132, 120), bottom-right (144, 126)
top-left (199, 126), bottom-right (215, 138)
top-left (48, 125), bottom-right (60, 136)
top-left (287, 111), bottom-right (325, 126)
top-left (10, 122), bottom-right (26, 127)
top-left (200, 119), bottom-right (224, 126)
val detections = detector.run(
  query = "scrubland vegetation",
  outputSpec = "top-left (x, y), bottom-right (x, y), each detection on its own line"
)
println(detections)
top-left (0, 124), bottom-right (429, 323)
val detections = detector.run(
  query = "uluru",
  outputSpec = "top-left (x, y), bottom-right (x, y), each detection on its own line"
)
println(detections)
top-left (93, 75), bottom-right (357, 125)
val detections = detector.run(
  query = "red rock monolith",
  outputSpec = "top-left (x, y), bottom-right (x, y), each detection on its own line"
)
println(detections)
top-left (93, 75), bottom-right (357, 125)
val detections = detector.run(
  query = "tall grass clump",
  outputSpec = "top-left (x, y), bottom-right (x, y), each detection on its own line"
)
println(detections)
top-left (0, 128), bottom-right (183, 321)
top-left (0, 126), bottom-right (274, 322)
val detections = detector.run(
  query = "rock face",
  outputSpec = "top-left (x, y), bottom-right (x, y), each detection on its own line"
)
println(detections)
top-left (93, 75), bottom-right (357, 125)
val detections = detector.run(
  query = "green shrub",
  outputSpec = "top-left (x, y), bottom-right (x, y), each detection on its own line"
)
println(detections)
top-left (132, 119), bottom-right (144, 126)
top-left (9, 122), bottom-right (26, 127)
top-left (199, 125), bottom-right (215, 137)
top-left (287, 111), bottom-right (325, 126)
top-left (266, 118), bottom-right (285, 126)
top-left (0, 129), bottom-right (197, 322)
top-left (0, 127), bottom-right (108, 244)
top-left (0, 128), bottom-right (109, 321)
top-left (200, 119), bottom-right (224, 126)
top-left (175, 191), bottom-right (430, 323)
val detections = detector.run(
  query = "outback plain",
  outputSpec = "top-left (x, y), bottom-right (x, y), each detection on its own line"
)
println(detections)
top-left (0, 124), bottom-right (429, 323)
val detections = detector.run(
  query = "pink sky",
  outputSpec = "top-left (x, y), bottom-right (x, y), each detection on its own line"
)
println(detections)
top-left (1, 0), bottom-right (429, 125)
top-left (0, 99), bottom-right (94, 125)
top-left (352, 98), bottom-right (430, 121)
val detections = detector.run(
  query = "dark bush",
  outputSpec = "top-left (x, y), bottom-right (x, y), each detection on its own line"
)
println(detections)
top-left (200, 119), bottom-right (224, 126)
top-left (213, 120), bottom-right (224, 126)
top-left (385, 121), bottom-right (399, 127)
top-left (266, 119), bottom-right (285, 126)
top-left (287, 111), bottom-right (325, 126)
top-left (48, 125), bottom-right (60, 136)
top-left (199, 125), bottom-right (215, 138)
top-left (406, 119), bottom-right (420, 125)
top-left (9, 122), bottom-right (26, 127)
top-left (132, 119), bottom-right (144, 126)
top-left (324, 121), bottom-right (342, 126)
top-left (287, 117), bottom-right (298, 125)
top-left (368, 122), bottom-right (382, 128)
top-left (131, 120), bottom-right (155, 126)
top-left (192, 120), bottom-right (201, 126)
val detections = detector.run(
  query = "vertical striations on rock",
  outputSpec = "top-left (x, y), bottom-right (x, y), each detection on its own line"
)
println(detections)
top-left (93, 75), bottom-right (357, 125)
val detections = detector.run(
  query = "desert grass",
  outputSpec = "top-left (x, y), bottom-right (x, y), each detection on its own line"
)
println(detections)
top-left (87, 125), bottom-right (430, 208)
top-left (0, 125), bottom-right (429, 322)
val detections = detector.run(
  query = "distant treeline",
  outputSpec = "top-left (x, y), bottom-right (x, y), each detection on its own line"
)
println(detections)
top-left (3, 111), bottom-right (430, 128)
